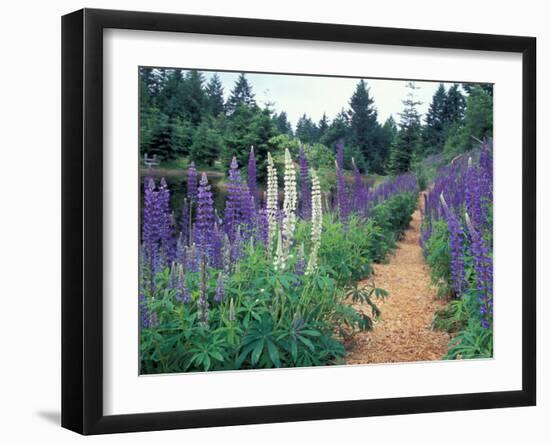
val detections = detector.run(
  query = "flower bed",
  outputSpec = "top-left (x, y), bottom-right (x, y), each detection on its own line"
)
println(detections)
top-left (139, 145), bottom-right (418, 373)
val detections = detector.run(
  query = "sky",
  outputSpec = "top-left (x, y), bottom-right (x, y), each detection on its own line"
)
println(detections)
top-left (198, 70), bottom-right (450, 129)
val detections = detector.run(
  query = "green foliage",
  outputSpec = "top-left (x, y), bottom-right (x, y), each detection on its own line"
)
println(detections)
top-left (426, 220), bottom-right (494, 360)
top-left (422, 83), bottom-right (448, 155)
top-left (205, 73), bottom-right (225, 117)
top-left (432, 299), bottom-right (469, 333)
top-left (274, 111), bottom-right (293, 135)
top-left (268, 135), bottom-right (336, 189)
top-left (189, 117), bottom-right (223, 166)
top-left (370, 192), bottom-right (418, 247)
top-left (388, 82), bottom-right (423, 173)
top-left (223, 106), bottom-right (278, 178)
top-left (320, 109), bottom-right (349, 151)
top-left (225, 72), bottom-right (257, 114)
top-left (444, 321), bottom-right (493, 360)
top-left (315, 216), bottom-right (376, 286)
top-left (443, 85), bottom-right (493, 159)
top-left (424, 220), bottom-right (453, 297)
top-left (140, 191), bottom-right (418, 373)
top-left (347, 80), bottom-right (383, 173)
top-left (139, 67), bottom-right (492, 177)
top-left (295, 114), bottom-right (320, 145)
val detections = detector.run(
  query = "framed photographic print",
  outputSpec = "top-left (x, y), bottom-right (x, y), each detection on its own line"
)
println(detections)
top-left (61, 8), bottom-right (536, 435)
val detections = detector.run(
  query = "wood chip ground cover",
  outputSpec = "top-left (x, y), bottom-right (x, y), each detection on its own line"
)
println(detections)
top-left (345, 198), bottom-right (451, 364)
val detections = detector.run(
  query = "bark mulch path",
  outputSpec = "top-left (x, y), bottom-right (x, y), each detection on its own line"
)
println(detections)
top-left (345, 198), bottom-right (451, 364)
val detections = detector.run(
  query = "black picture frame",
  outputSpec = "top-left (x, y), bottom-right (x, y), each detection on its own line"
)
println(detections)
top-left (61, 8), bottom-right (536, 435)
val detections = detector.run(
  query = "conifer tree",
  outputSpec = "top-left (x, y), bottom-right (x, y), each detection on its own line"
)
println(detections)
top-left (348, 80), bottom-right (380, 171)
top-left (295, 114), bottom-right (319, 144)
top-left (444, 84), bottom-right (465, 127)
top-left (205, 74), bottom-right (225, 117)
top-left (389, 82), bottom-right (422, 173)
top-left (274, 111), bottom-right (293, 135)
top-left (320, 109), bottom-right (349, 153)
top-left (189, 117), bottom-right (222, 167)
top-left (422, 83), bottom-right (448, 155)
top-left (317, 113), bottom-right (329, 140)
top-left (182, 70), bottom-right (207, 125)
top-left (226, 73), bottom-right (256, 114)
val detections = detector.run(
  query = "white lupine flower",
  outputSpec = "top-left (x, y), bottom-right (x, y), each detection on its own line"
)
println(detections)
top-left (266, 152), bottom-right (278, 251)
top-left (283, 148), bottom-right (297, 250)
top-left (306, 169), bottom-right (323, 275)
top-left (273, 226), bottom-right (286, 271)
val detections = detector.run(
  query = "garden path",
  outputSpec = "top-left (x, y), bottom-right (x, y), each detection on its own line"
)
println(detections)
top-left (345, 196), bottom-right (451, 364)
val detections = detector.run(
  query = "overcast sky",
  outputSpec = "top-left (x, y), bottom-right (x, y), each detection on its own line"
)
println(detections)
top-left (198, 70), bottom-right (450, 129)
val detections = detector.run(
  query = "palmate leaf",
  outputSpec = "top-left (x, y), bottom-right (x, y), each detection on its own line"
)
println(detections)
top-left (266, 340), bottom-right (281, 368)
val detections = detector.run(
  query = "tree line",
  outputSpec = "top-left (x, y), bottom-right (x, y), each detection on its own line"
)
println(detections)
top-left (139, 68), bottom-right (493, 176)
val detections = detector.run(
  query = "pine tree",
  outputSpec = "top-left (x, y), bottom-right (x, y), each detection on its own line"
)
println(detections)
top-left (444, 84), bottom-right (465, 127)
top-left (422, 83), bottom-right (448, 155)
top-left (189, 117), bottom-right (222, 166)
top-left (320, 109), bottom-right (349, 152)
top-left (159, 69), bottom-right (185, 118)
top-left (140, 67), bottom-right (163, 98)
top-left (226, 73), bottom-right (256, 114)
top-left (374, 116), bottom-right (398, 173)
top-left (205, 74), bottom-right (225, 117)
top-left (148, 113), bottom-right (174, 160)
top-left (348, 80), bottom-right (380, 171)
top-left (295, 114), bottom-right (319, 144)
top-left (443, 85), bottom-right (493, 156)
top-left (182, 70), bottom-right (207, 125)
top-left (389, 82), bottom-right (422, 173)
top-left (274, 111), bottom-right (293, 135)
top-left (462, 83), bottom-right (493, 97)
top-left (224, 106), bottom-right (277, 179)
top-left (317, 113), bottom-right (329, 141)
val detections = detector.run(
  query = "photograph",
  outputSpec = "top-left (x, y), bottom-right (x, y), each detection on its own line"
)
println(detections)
top-left (138, 68), bottom-right (494, 374)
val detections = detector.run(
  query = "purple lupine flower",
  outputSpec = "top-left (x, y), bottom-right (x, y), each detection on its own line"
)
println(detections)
top-left (176, 232), bottom-right (187, 266)
top-left (158, 178), bottom-right (176, 263)
top-left (185, 244), bottom-right (199, 273)
top-left (230, 227), bottom-right (243, 264)
top-left (248, 145), bottom-right (258, 205)
top-left (214, 273), bottom-right (225, 303)
top-left (180, 198), bottom-right (190, 247)
top-left (150, 248), bottom-right (165, 290)
top-left (210, 222), bottom-right (224, 270)
top-left (465, 213), bottom-right (493, 329)
top-left (194, 173), bottom-right (215, 261)
top-left (440, 193), bottom-right (466, 297)
top-left (142, 177), bottom-right (162, 268)
top-left (351, 157), bottom-right (371, 217)
top-left (298, 145), bottom-right (311, 220)
top-left (256, 206), bottom-right (269, 247)
top-left (465, 163), bottom-right (483, 230)
top-left (478, 140), bottom-right (493, 230)
top-left (139, 293), bottom-right (158, 329)
top-left (336, 140), bottom-right (344, 170)
top-left (224, 156), bottom-right (243, 241)
top-left (335, 141), bottom-right (349, 223)
top-left (182, 283), bottom-right (191, 304)
top-left (187, 161), bottom-right (198, 203)
top-left (239, 187), bottom-right (257, 241)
